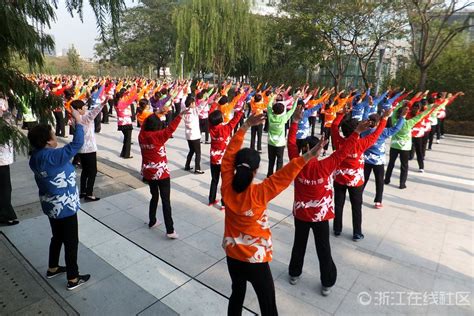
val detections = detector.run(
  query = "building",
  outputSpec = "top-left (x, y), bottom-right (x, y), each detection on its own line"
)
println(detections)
top-left (251, 0), bottom-right (280, 16)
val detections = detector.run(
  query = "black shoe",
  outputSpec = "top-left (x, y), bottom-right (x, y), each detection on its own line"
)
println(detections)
top-left (46, 266), bottom-right (67, 279)
top-left (399, 184), bottom-right (407, 189)
top-left (84, 196), bottom-right (101, 202)
top-left (334, 231), bottom-right (341, 237)
top-left (67, 274), bottom-right (90, 290)
top-left (384, 179), bottom-right (390, 185)
top-left (353, 233), bottom-right (365, 242)
top-left (184, 167), bottom-right (193, 171)
top-left (1, 220), bottom-right (20, 226)
top-left (194, 170), bottom-right (205, 174)
top-left (123, 156), bottom-right (134, 159)
top-left (79, 193), bottom-right (86, 199)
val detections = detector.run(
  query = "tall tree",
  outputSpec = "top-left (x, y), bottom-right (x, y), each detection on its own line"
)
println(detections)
top-left (0, 0), bottom-right (126, 152)
top-left (404, 0), bottom-right (473, 90)
top-left (174, 0), bottom-right (267, 79)
top-left (67, 45), bottom-right (81, 73)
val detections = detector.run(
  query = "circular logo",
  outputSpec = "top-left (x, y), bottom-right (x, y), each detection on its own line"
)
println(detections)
top-left (358, 291), bottom-right (372, 306)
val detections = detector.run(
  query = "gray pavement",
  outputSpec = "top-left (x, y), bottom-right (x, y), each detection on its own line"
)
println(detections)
top-left (1, 117), bottom-right (473, 315)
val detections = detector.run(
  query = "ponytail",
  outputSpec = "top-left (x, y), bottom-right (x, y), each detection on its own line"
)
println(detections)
top-left (232, 148), bottom-right (260, 193)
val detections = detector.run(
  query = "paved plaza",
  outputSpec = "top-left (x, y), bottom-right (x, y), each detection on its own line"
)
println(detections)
top-left (1, 117), bottom-right (473, 315)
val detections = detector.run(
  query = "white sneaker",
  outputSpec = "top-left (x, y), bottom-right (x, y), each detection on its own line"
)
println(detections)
top-left (436, 140), bottom-right (440, 144)
top-left (419, 169), bottom-right (424, 173)
top-left (321, 286), bottom-right (332, 296)
top-left (167, 232), bottom-right (179, 239)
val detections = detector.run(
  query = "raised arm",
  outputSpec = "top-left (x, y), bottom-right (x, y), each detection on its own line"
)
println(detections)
top-left (359, 115), bottom-right (389, 151)
top-left (331, 112), bottom-right (346, 150)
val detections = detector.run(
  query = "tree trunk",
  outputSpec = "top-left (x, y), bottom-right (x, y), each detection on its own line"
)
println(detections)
top-left (418, 67), bottom-right (428, 91)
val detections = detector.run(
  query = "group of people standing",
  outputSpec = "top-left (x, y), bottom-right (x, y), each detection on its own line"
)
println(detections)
top-left (0, 74), bottom-right (464, 315)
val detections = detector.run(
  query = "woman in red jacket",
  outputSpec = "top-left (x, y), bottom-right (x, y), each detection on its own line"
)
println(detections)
top-left (287, 105), bottom-right (369, 296)
top-left (138, 111), bottom-right (183, 239)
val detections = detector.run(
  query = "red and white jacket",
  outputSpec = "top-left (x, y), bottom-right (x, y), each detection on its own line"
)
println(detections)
top-left (116, 87), bottom-right (137, 127)
top-left (331, 113), bottom-right (387, 187)
top-left (210, 111), bottom-right (244, 165)
top-left (138, 115), bottom-right (182, 181)
top-left (288, 122), bottom-right (360, 222)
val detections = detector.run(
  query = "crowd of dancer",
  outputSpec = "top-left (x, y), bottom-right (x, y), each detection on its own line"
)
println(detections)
top-left (0, 74), bottom-right (464, 314)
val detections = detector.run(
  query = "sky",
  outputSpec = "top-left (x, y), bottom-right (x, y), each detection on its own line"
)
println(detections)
top-left (47, 0), bottom-right (135, 59)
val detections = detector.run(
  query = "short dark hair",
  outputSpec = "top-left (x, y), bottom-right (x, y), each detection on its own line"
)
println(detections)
top-left (71, 100), bottom-right (85, 110)
top-left (185, 95), bottom-right (195, 108)
top-left (254, 94), bottom-right (262, 102)
top-left (209, 110), bottom-right (223, 126)
top-left (272, 102), bottom-right (284, 115)
top-left (143, 114), bottom-right (165, 131)
top-left (28, 124), bottom-right (53, 150)
top-left (218, 95), bottom-right (228, 105)
top-left (340, 118), bottom-right (359, 137)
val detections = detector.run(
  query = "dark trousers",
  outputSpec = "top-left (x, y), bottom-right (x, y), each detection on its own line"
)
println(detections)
top-left (148, 178), bottom-right (174, 234)
top-left (233, 116), bottom-right (244, 135)
top-left (422, 133), bottom-right (429, 157)
top-left (439, 118), bottom-right (445, 135)
top-left (130, 103), bottom-right (136, 122)
top-left (94, 112), bottom-right (101, 133)
top-left (101, 102), bottom-right (109, 123)
top-left (323, 127), bottom-right (331, 150)
top-left (185, 139), bottom-right (201, 170)
top-left (250, 124), bottom-right (263, 151)
top-left (289, 219), bottom-right (337, 287)
top-left (120, 128), bottom-right (132, 158)
top-left (333, 182), bottom-right (364, 235)
top-left (385, 147), bottom-right (410, 187)
top-left (199, 118), bottom-right (209, 142)
top-left (267, 145), bottom-right (284, 177)
top-left (435, 121), bottom-right (442, 139)
top-left (53, 111), bottom-right (65, 137)
top-left (0, 165), bottom-right (17, 221)
top-left (209, 164), bottom-right (224, 205)
top-left (108, 100), bottom-right (115, 115)
top-left (363, 164), bottom-right (385, 203)
top-left (428, 126), bottom-right (437, 149)
top-left (308, 116), bottom-right (317, 137)
top-left (410, 137), bottom-right (424, 170)
top-left (227, 256), bottom-right (277, 316)
top-left (48, 214), bottom-right (79, 280)
top-left (79, 152), bottom-right (97, 196)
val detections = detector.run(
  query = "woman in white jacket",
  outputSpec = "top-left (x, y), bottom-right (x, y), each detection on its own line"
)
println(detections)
top-left (0, 98), bottom-right (19, 225)
top-left (184, 95), bottom-right (204, 174)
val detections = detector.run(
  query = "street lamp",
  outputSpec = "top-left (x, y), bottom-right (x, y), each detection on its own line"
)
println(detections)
top-left (180, 51), bottom-right (184, 80)
top-left (375, 42), bottom-right (386, 96)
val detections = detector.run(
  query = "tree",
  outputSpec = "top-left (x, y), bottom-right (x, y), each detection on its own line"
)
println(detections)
top-left (403, 0), bottom-right (473, 90)
top-left (67, 45), bottom-right (81, 73)
top-left (0, 0), bottom-right (125, 153)
top-left (174, 0), bottom-right (267, 79)
top-left (95, 0), bottom-right (178, 78)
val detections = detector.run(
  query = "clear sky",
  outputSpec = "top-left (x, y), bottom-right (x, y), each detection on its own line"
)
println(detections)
top-left (47, 0), bottom-right (135, 59)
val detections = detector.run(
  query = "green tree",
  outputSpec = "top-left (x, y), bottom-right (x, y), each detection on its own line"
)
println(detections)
top-left (403, 0), bottom-right (473, 90)
top-left (173, 0), bottom-right (267, 79)
top-left (0, 0), bottom-right (125, 152)
top-left (67, 45), bottom-right (81, 73)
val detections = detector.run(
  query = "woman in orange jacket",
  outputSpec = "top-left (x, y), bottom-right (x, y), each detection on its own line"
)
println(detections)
top-left (221, 114), bottom-right (324, 316)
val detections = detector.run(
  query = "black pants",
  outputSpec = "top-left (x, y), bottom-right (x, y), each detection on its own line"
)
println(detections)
top-left (108, 100), bottom-right (115, 115)
top-left (185, 139), bottom-right (201, 170)
top-left (148, 178), bottom-right (174, 234)
top-left (0, 165), bottom-right (17, 221)
top-left (250, 124), bottom-right (263, 151)
top-left (267, 145), bottom-right (284, 177)
top-left (233, 116), bottom-right (244, 135)
top-left (53, 111), bottom-right (65, 137)
top-left (323, 126), bottom-right (331, 150)
top-left (79, 152), bottom-right (97, 196)
top-left (308, 116), bottom-right (317, 137)
top-left (428, 126), bottom-right (437, 149)
top-left (120, 127), bottom-right (132, 158)
top-left (101, 102), bottom-right (109, 123)
top-left (48, 214), bottom-right (79, 280)
top-left (289, 219), bottom-right (337, 287)
top-left (439, 118), bottom-right (445, 135)
top-left (209, 164), bottom-right (224, 205)
top-left (94, 112), bottom-right (101, 133)
top-left (130, 103), bottom-right (136, 122)
top-left (385, 147), bottom-right (410, 187)
top-left (363, 164), bottom-right (385, 203)
top-left (410, 137), bottom-right (424, 170)
top-left (227, 256), bottom-right (277, 316)
top-left (199, 118), bottom-right (209, 142)
top-left (435, 121), bottom-right (442, 139)
top-left (333, 182), bottom-right (364, 235)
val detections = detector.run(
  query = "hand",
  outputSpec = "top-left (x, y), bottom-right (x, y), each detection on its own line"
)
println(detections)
top-left (71, 108), bottom-right (82, 125)
top-left (355, 120), bottom-right (372, 133)
top-left (244, 113), bottom-right (265, 128)
top-left (293, 104), bottom-right (304, 122)
top-left (382, 108), bottom-right (393, 118)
